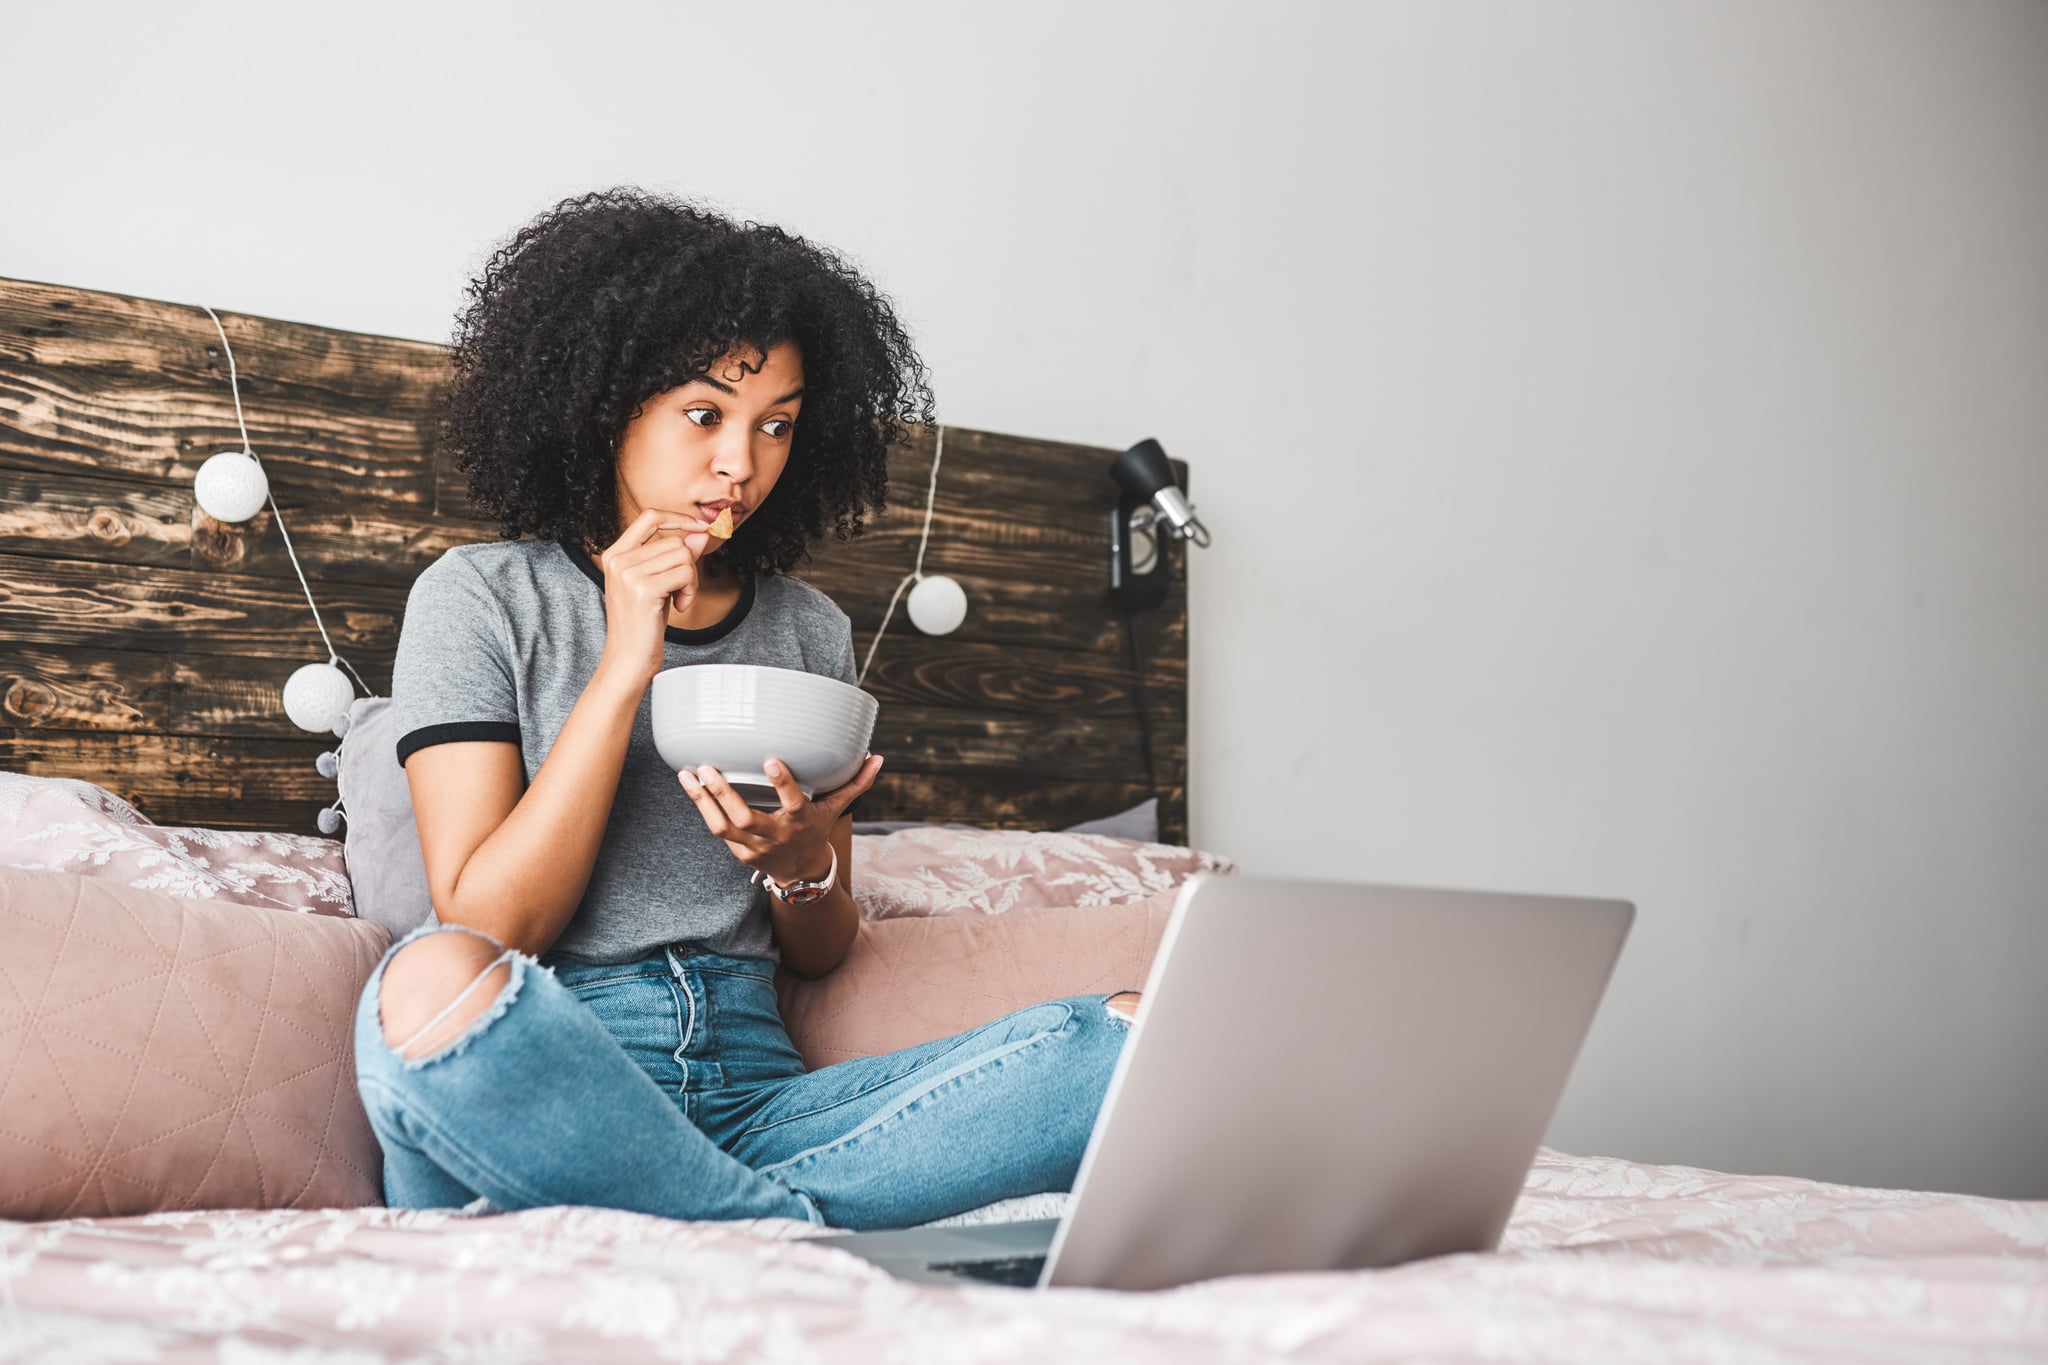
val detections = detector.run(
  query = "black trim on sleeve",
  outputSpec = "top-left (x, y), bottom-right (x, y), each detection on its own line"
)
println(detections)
top-left (397, 722), bottom-right (523, 768)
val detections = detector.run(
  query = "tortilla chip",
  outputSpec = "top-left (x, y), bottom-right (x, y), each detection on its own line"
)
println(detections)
top-left (709, 507), bottom-right (735, 539)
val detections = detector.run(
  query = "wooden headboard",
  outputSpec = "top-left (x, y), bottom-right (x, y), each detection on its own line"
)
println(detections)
top-left (0, 277), bottom-right (1189, 843)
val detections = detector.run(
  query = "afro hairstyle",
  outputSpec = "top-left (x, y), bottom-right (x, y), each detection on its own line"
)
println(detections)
top-left (442, 186), bottom-right (933, 576)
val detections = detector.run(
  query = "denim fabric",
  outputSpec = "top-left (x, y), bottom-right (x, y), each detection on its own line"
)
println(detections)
top-left (352, 923), bottom-right (1133, 1230)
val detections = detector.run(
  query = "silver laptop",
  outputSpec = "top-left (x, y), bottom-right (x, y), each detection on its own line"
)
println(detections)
top-left (814, 872), bottom-right (1633, 1292)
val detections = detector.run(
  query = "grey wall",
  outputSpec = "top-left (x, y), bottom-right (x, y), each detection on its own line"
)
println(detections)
top-left (9, 0), bottom-right (2046, 1197)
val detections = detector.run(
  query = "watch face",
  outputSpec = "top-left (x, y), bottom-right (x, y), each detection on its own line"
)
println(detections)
top-left (780, 886), bottom-right (828, 907)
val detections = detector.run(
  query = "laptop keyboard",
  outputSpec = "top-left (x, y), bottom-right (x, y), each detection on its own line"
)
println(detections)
top-left (928, 1254), bottom-right (1047, 1287)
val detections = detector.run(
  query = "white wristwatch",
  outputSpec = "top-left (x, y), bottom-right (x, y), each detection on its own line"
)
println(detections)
top-left (752, 845), bottom-right (839, 907)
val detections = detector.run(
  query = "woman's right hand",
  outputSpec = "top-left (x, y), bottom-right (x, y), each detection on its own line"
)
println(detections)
top-left (595, 507), bottom-right (712, 687)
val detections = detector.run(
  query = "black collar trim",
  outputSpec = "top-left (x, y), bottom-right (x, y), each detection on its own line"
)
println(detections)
top-left (557, 538), bottom-right (757, 646)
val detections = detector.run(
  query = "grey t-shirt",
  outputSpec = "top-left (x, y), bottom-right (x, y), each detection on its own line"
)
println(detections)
top-left (390, 538), bottom-right (858, 965)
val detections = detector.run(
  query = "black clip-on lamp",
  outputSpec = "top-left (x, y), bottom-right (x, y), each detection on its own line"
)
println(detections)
top-left (1109, 437), bottom-right (1210, 611)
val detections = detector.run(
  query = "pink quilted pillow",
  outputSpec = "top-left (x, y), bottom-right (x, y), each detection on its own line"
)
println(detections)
top-left (849, 825), bottom-right (1235, 919)
top-left (0, 866), bottom-right (389, 1218)
top-left (779, 891), bottom-right (1175, 1069)
top-left (0, 773), bottom-right (353, 916)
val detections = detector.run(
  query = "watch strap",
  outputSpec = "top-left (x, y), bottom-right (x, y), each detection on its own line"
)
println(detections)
top-left (752, 844), bottom-right (839, 905)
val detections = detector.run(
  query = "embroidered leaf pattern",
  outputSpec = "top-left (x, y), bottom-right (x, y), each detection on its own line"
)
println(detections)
top-left (850, 826), bottom-right (1236, 919)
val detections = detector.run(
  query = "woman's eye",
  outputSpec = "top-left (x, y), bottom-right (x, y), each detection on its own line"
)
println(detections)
top-left (762, 419), bottom-right (795, 439)
top-left (683, 407), bottom-right (719, 428)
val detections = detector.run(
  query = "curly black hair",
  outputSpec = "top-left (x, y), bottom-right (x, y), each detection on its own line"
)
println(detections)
top-left (443, 187), bottom-right (932, 575)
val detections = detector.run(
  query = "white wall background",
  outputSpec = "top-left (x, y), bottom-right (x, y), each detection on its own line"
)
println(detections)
top-left (10, 1), bottom-right (2045, 1197)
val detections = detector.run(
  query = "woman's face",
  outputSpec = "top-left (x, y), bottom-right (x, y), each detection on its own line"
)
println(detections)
top-left (611, 339), bottom-right (805, 541)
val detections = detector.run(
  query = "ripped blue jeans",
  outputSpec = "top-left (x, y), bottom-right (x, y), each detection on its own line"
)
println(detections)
top-left (351, 923), bottom-right (1135, 1231)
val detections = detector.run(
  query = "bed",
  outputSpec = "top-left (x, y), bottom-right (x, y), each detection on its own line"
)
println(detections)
top-left (3, 276), bottom-right (2045, 1362)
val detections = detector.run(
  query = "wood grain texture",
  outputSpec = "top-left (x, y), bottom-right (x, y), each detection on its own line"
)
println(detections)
top-left (0, 275), bottom-right (1191, 845)
top-left (0, 553), bottom-right (404, 663)
top-left (0, 732), bottom-right (343, 831)
top-left (3, 645), bottom-right (335, 738)
top-left (0, 278), bottom-right (447, 509)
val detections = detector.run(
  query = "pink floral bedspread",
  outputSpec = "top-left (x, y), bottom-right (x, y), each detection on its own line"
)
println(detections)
top-left (5, 1148), bottom-right (2045, 1362)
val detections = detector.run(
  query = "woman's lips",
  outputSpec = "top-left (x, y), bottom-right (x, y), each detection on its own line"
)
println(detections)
top-left (699, 501), bottom-right (742, 540)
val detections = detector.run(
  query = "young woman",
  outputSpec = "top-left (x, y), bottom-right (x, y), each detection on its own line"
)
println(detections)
top-left (351, 188), bottom-right (1139, 1231)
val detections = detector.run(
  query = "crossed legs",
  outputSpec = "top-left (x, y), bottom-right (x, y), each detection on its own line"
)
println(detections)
top-left (353, 924), bottom-right (1139, 1229)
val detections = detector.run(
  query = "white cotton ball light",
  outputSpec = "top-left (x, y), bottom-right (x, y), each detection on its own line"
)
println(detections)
top-left (906, 574), bottom-right (968, 636)
top-left (194, 450), bottom-right (270, 523)
top-left (283, 662), bottom-right (355, 734)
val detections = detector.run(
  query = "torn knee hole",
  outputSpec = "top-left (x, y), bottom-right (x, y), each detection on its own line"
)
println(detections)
top-left (1105, 991), bottom-right (1141, 1022)
top-left (395, 961), bottom-right (513, 1059)
top-left (379, 934), bottom-right (520, 1061)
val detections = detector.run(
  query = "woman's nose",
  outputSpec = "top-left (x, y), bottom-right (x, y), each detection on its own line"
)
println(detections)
top-left (711, 428), bottom-right (755, 484)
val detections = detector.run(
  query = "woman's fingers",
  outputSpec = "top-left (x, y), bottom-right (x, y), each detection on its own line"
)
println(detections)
top-left (601, 509), bottom-right (711, 575)
top-left (687, 765), bottom-right (760, 831)
top-left (611, 530), bottom-right (709, 577)
top-left (679, 768), bottom-right (742, 839)
top-left (638, 508), bottom-right (712, 555)
top-left (670, 557), bottom-right (711, 611)
top-left (761, 758), bottom-right (810, 814)
top-left (629, 506), bottom-right (711, 546)
top-left (614, 539), bottom-right (713, 614)
top-left (815, 754), bottom-right (885, 820)
top-left (601, 506), bottom-right (665, 559)
top-left (675, 769), bottom-right (770, 843)
top-left (681, 760), bottom-right (878, 877)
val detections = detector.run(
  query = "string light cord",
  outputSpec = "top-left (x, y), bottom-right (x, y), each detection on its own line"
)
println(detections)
top-left (1123, 608), bottom-right (1160, 802)
top-left (199, 305), bottom-right (369, 696)
top-left (857, 423), bottom-right (945, 686)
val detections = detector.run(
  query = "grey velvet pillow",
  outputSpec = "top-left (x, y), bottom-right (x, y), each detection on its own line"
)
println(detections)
top-left (335, 696), bottom-right (435, 940)
top-left (1060, 798), bottom-right (1160, 842)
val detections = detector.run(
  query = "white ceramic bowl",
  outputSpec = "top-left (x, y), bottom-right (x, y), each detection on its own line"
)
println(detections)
top-left (651, 664), bottom-right (879, 808)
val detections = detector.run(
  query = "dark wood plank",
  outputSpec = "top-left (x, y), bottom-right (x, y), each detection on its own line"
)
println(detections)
top-left (0, 639), bottom-right (1183, 748)
top-left (0, 467), bottom-right (192, 567)
top-left (857, 637), bottom-right (1181, 719)
top-left (870, 706), bottom-right (1147, 784)
top-left (0, 732), bottom-right (334, 832)
top-left (874, 425), bottom-right (1190, 522)
top-left (188, 503), bottom-right (499, 587)
top-left (0, 552), bottom-right (402, 670)
top-left (823, 574), bottom-right (1185, 656)
top-left (0, 277), bottom-right (445, 392)
top-left (0, 488), bottom-right (1186, 656)
top-left (0, 278), bottom-right (447, 511)
top-left (0, 655), bottom-right (1185, 806)
top-left (0, 363), bottom-right (442, 513)
top-left (0, 466), bottom-right (505, 590)
top-left (0, 645), bottom-right (329, 739)
top-left (856, 768), bottom-right (1173, 835)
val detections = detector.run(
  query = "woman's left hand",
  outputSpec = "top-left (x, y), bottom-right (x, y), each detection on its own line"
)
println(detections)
top-left (678, 754), bottom-right (884, 882)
